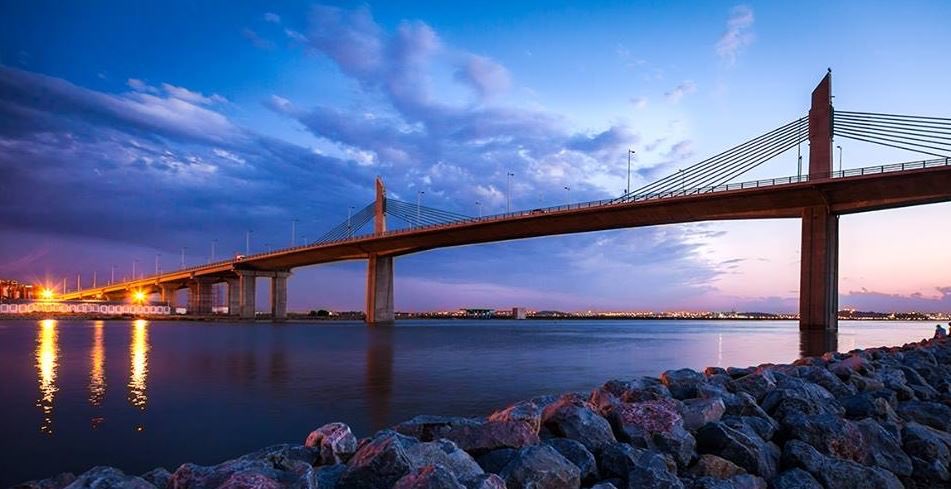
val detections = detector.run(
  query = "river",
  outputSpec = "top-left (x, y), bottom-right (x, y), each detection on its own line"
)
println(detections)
top-left (0, 318), bottom-right (937, 485)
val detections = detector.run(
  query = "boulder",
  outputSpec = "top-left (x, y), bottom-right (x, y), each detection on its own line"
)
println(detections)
top-left (487, 396), bottom-right (556, 433)
top-left (705, 367), bottom-right (728, 377)
top-left (768, 468), bottom-right (821, 489)
top-left (728, 369), bottom-right (776, 402)
top-left (726, 367), bottom-right (755, 379)
top-left (720, 392), bottom-right (775, 427)
top-left (590, 378), bottom-right (672, 414)
top-left (541, 395), bottom-right (617, 452)
top-left (405, 439), bottom-right (484, 481)
top-left (780, 414), bottom-right (866, 462)
top-left (829, 355), bottom-right (872, 378)
top-left (780, 440), bottom-right (903, 489)
top-left (682, 398), bottom-right (726, 431)
top-left (460, 474), bottom-right (505, 489)
top-left (902, 422), bottom-right (951, 482)
top-left (688, 454), bottom-right (746, 479)
top-left (695, 422), bottom-right (777, 479)
top-left (498, 444), bottom-right (580, 489)
top-left (544, 438), bottom-right (598, 484)
top-left (474, 448), bottom-right (516, 474)
top-left (63, 467), bottom-right (156, 489)
top-left (661, 368), bottom-right (707, 400)
top-left (141, 468), bottom-right (171, 489)
top-left (590, 483), bottom-right (618, 489)
top-left (336, 430), bottom-right (418, 489)
top-left (796, 366), bottom-right (857, 398)
top-left (760, 377), bottom-right (840, 422)
top-left (604, 399), bottom-right (696, 468)
top-left (238, 444), bottom-right (319, 474)
top-left (306, 422), bottom-right (359, 465)
top-left (720, 416), bottom-right (775, 442)
top-left (12, 473), bottom-right (77, 489)
top-left (392, 465), bottom-right (465, 489)
top-left (169, 458), bottom-right (309, 489)
top-left (854, 418), bottom-right (912, 477)
top-left (896, 400), bottom-right (951, 431)
top-left (314, 464), bottom-right (346, 488)
top-left (394, 415), bottom-right (539, 455)
top-left (597, 443), bottom-right (683, 489)
top-left (684, 474), bottom-right (766, 489)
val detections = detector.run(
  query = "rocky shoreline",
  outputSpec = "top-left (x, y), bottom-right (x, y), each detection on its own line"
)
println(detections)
top-left (16, 334), bottom-right (951, 489)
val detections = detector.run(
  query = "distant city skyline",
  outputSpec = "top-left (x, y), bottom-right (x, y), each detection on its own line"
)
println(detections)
top-left (1, 1), bottom-right (950, 313)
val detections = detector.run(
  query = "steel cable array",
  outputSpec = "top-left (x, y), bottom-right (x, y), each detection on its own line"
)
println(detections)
top-left (614, 117), bottom-right (809, 203)
top-left (384, 199), bottom-right (470, 227)
top-left (315, 202), bottom-right (375, 242)
top-left (833, 111), bottom-right (951, 158)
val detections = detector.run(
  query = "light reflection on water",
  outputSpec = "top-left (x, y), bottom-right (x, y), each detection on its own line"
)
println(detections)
top-left (0, 319), bottom-right (937, 486)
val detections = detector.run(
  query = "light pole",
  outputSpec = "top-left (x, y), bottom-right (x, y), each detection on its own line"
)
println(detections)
top-left (181, 247), bottom-right (187, 268)
top-left (211, 239), bottom-right (217, 262)
top-left (627, 149), bottom-right (635, 195)
top-left (837, 145), bottom-right (843, 174)
top-left (110, 265), bottom-right (116, 284)
top-left (245, 230), bottom-right (252, 255)
top-left (93, 271), bottom-right (97, 288)
top-left (155, 254), bottom-right (160, 275)
top-left (416, 191), bottom-right (425, 226)
top-left (132, 259), bottom-right (138, 280)
top-left (265, 242), bottom-right (271, 252)
top-left (679, 169), bottom-right (685, 194)
top-left (475, 201), bottom-right (482, 218)
top-left (291, 219), bottom-right (298, 246)
top-left (506, 172), bottom-right (515, 213)
top-left (564, 185), bottom-right (571, 205)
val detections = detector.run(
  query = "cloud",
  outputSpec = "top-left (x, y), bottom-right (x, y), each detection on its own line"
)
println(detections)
top-left (454, 54), bottom-right (511, 99)
top-left (161, 83), bottom-right (227, 105)
top-left (264, 12), bottom-right (281, 24)
top-left (715, 5), bottom-right (754, 64)
top-left (840, 286), bottom-right (951, 313)
top-left (242, 28), bottom-right (275, 50)
top-left (630, 97), bottom-right (648, 110)
top-left (665, 81), bottom-right (697, 103)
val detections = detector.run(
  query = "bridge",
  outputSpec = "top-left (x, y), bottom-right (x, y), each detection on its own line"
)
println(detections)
top-left (59, 72), bottom-right (951, 331)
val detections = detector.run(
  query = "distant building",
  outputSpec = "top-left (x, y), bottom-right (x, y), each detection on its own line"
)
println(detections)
top-left (461, 308), bottom-right (495, 318)
top-left (512, 307), bottom-right (527, 320)
top-left (0, 280), bottom-right (34, 300)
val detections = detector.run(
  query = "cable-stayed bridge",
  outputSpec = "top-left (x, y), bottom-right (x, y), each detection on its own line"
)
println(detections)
top-left (59, 72), bottom-right (951, 331)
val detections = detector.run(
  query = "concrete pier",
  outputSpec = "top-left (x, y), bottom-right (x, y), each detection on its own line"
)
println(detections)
top-left (237, 271), bottom-right (256, 319)
top-left (187, 279), bottom-right (214, 315)
top-left (226, 278), bottom-right (240, 316)
top-left (160, 284), bottom-right (178, 310)
top-left (270, 272), bottom-right (290, 320)
top-left (366, 254), bottom-right (394, 325)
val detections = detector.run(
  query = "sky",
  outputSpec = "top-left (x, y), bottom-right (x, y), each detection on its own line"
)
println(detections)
top-left (1, 0), bottom-right (950, 313)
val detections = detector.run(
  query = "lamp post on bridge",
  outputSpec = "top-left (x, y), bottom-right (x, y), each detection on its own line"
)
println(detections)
top-left (837, 145), bottom-right (843, 175)
top-left (155, 254), bottom-right (160, 275)
top-left (475, 201), bottom-right (482, 218)
top-left (132, 259), bottom-right (138, 280)
top-left (679, 169), bottom-right (685, 194)
top-left (211, 239), bottom-right (217, 262)
top-left (506, 172), bottom-right (515, 213)
top-left (110, 265), bottom-right (115, 285)
top-left (93, 271), bottom-right (97, 288)
top-left (416, 191), bottom-right (425, 226)
top-left (564, 185), bottom-right (571, 205)
top-left (245, 230), bottom-right (252, 255)
top-left (181, 247), bottom-right (187, 268)
top-left (627, 149), bottom-right (635, 195)
top-left (291, 219), bottom-right (298, 246)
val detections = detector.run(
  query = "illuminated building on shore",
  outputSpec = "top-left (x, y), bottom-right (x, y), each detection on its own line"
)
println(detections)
top-left (0, 279), bottom-right (34, 300)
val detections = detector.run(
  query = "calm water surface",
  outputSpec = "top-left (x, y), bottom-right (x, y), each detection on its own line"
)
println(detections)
top-left (0, 318), bottom-right (936, 485)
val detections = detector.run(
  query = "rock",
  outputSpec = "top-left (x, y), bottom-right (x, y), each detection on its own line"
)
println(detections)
top-left (688, 454), bottom-right (746, 479)
top-left (394, 415), bottom-right (539, 455)
top-left (169, 457), bottom-right (309, 489)
top-left (474, 448), bottom-right (516, 474)
top-left (597, 443), bottom-right (683, 489)
top-left (760, 377), bottom-right (840, 422)
top-left (336, 430), bottom-right (418, 489)
top-left (829, 355), bottom-right (872, 378)
top-left (604, 399), bottom-right (696, 468)
top-left (12, 473), bottom-right (78, 489)
top-left (306, 422), bottom-right (359, 465)
top-left (460, 474), bottom-right (505, 489)
top-left (902, 422), bottom-right (951, 482)
top-left (238, 444), bottom-right (319, 474)
top-left (405, 439), bottom-right (484, 481)
top-left (768, 468), bottom-right (821, 489)
top-left (720, 416), bottom-right (775, 442)
top-left (780, 440), bottom-right (903, 489)
top-left (61, 467), bottom-right (155, 489)
top-left (896, 400), bottom-right (951, 431)
top-left (720, 392), bottom-right (775, 427)
top-left (728, 369), bottom-right (776, 402)
top-left (141, 468), bottom-right (171, 489)
top-left (590, 483), bottom-right (619, 489)
top-left (780, 414), bottom-right (866, 462)
top-left (498, 444), bottom-right (580, 489)
top-left (796, 366), bottom-right (857, 398)
top-left (488, 396), bottom-right (555, 434)
top-left (217, 473), bottom-right (283, 489)
top-left (727, 367), bottom-right (755, 379)
top-left (705, 367), bottom-right (728, 377)
top-left (853, 418), bottom-right (912, 477)
top-left (685, 475), bottom-right (766, 489)
top-left (544, 438), bottom-right (598, 484)
top-left (590, 378), bottom-right (672, 414)
top-left (682, 398), bottom-right (726, 431)
top-left (661, 368), bottom-right (707, 400)
top-left (695, 422), bottom-right (777, 479)
top-left (393, 465), bottom-right (465, 489)
top-left (541, 395), bottom-right (617, 452)
top-left (314, 464), bottom-right (346, 488)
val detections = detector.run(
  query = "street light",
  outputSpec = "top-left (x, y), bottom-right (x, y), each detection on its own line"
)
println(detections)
top-left (181, 247), bottom-right (187, 268)
top-left (291, 218), bottom-right (298, 246)
top-left (475, 201), bottom-right (482, 218)
top-left (416, 191), bottom-right (425, 226)
top-left (211, 239), bottom-right (217, 262)
top-left (627, 149), bottom-right (636, 195)
top-left (564, 185), bottom-right (571, 205)
top-left (110, 265), bottom-right (116, 284)
top-left (246, 230), bottom-right (253, 255)
top-left (132, 259), bottom-right (138, 280)
top-left (506, 172), bottom-right (515, 213)
top-left (836, 145), bottom-right (843, 174)
top-left (155, 254), bottom-right (160, 275)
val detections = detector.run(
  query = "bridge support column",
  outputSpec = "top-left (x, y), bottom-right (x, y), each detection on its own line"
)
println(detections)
top-left (270, 272), bottom-right (290, 320)
top-left (237, 271), bottom-right (256, 320)
top-left (800, 206), bottom-right (839, 331)
top-left (366, 254), bottom-right (394, 326)
top-left (187, 279), bottom-right (214, 315)
top-left (160, 284), bottom-right (178, 310)
top-left (225, 278), bottom-right (240, 316)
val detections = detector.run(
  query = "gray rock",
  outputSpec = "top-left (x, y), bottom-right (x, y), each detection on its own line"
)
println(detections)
top-left (685, 475), bottom-right (766, 489)
top-left (169, 457), bottom-right (311, 489)
top-left (590, 483), bottom-right (618, 489)
top-left (720, 416), bottom-right (775, 442)
top-left (796, 366), bottom-right (857, 398)
top-left (854, 418), bottom-right (912, 477)
top-left (12, 473), bottom-right (77, 489)
top-left (896, 400), bottom-right (951, 431)
top-left (405, 439), bottom-right (484, 481)
top-left (487, 396), bottom-right (555, 434)
top-left (780, 440), bottom-right (903, 489)
top-left (393, 465), bottom-right (465, 489)
top-left (760, 377), bottom-right (841, 422)
top-left (140, 468), bottom-right (171, 489)
top-left (728, 369), bottom-right (776, 402)
top-left (306, 422), bottom-right (359, 465)
top-left (62, 467), bottom-right (155, 489)
top-left (603, 398), bottom-right (696, 468)
top-left (682, 398), bottom-right (726, 431)
top-left (720, 392), bottom-right (776, 428)
top-left (336, 430), bottom-right (418, 489)
top-left (394, 415), bottom-right (539, 455)
top-left (314, 464), bottom-right (346, 489)
top-left (238, 444), bottom-right (319, 474)
top-left (544, 438), bottom-right (598, 484)
top-left (498, 444), bottom-right (580, 489)
top-left (460, 473), bottom-right (505, 489)
top-left (474, 448), bottom-right (516, 474)
top-left (541, 395), bottom-right (617, 452)
top-left (661, 368), bottom-right (707, 400)
top-left (695, 421), bottom-right (777, 479)
top-left (768, 468), bottom-right (821, 489)
top-left (780, 414), bottom-right (866, 463)
top-left (590, 378), bottom-right (671, 414)
top-left (688, 454), bottom-right (746, 479)
top-left (597, 443), bottom-right (683, 489)
top-left (902, 422), bottom-right (951, 482)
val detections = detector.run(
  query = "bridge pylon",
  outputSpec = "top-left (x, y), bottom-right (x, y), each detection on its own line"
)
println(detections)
top-left (366, 177), bottom-right (394, 326)
top-left (799, 71), bottom-right (838, 332)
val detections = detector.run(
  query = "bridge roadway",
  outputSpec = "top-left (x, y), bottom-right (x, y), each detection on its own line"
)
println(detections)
top-left (60, 158), bottom-right (951, 320)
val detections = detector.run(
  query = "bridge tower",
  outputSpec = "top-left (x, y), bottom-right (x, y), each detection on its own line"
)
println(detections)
top-left (800, 71), bottom-right (838, 331)
top-left (366, 177), bottom-right (395, 325)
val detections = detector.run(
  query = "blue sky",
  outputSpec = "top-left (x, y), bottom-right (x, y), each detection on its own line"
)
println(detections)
top-left (1, 1), bottom-right (950, 313)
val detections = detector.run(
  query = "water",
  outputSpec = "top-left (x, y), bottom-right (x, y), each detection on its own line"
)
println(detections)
top-left (0, 318), bottom-right (937, 485)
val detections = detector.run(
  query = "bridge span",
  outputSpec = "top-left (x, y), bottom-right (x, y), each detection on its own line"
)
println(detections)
top-left (58, 72), bottom-right (951, 331)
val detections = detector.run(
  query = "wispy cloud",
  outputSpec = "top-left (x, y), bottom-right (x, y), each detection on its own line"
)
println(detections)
top-left (665, 81), bottom-right (697, 103)
top-left (264, 12), bottom-right (281, 24)
top-left (715, 5), bottom-right (754, 64)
